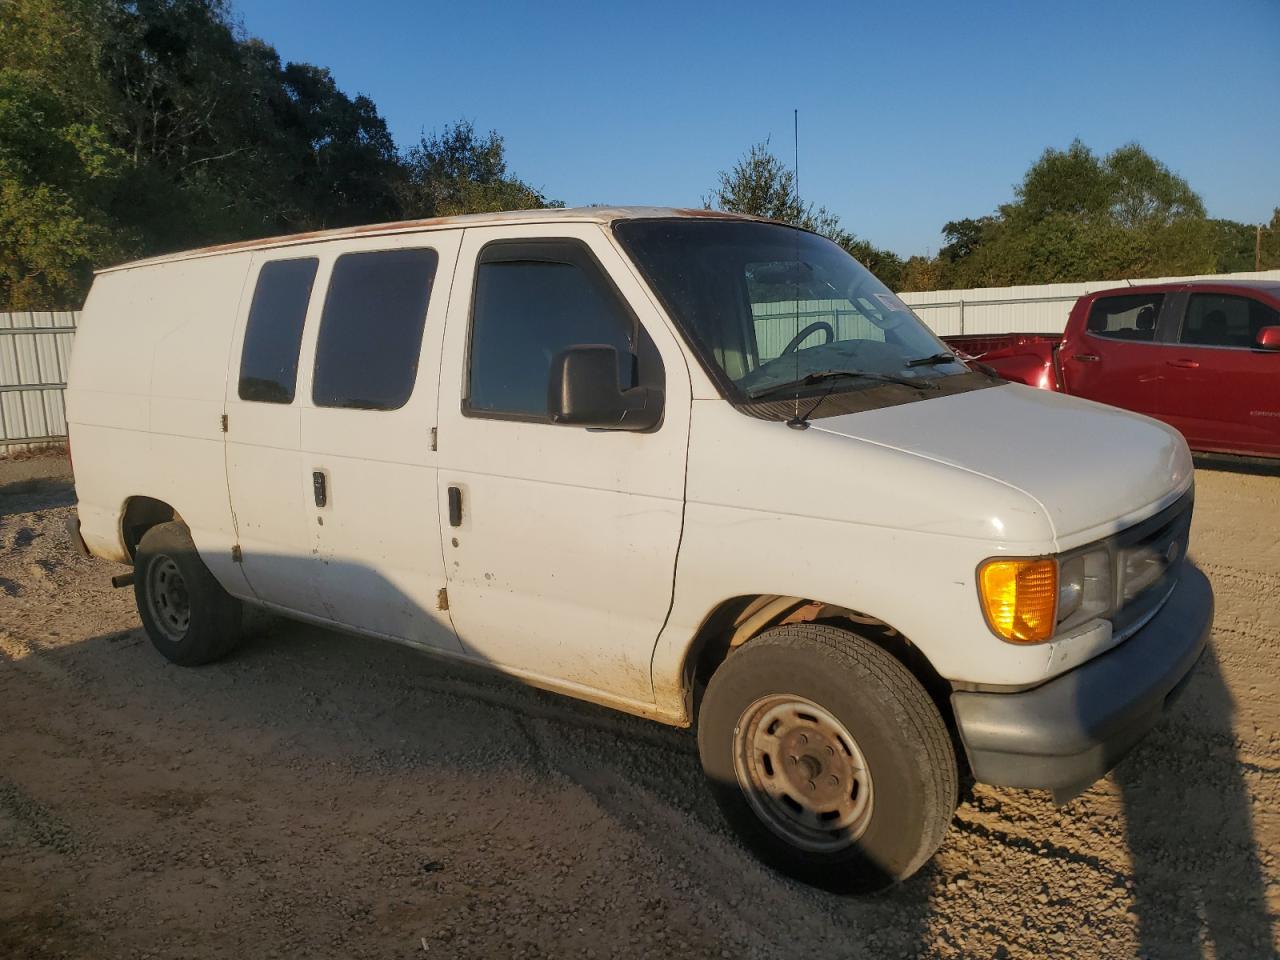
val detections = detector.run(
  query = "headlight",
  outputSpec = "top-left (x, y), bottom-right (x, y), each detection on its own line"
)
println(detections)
top-left (979, 549), bottom-right (1113, 644)
top-left (1056, 548), bottom-right (1112, 630)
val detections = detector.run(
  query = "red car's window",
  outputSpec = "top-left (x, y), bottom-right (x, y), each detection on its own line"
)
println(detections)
top-left (1087, 293), bottom-right (1164, 342)
top-left (1178, 294), bottom-right (1279, 349)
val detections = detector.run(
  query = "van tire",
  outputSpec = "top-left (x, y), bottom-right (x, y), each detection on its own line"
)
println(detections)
top-left (697, 623), bottom-right (957, 892)
top-left (133, 521), bottom-right (244, 666)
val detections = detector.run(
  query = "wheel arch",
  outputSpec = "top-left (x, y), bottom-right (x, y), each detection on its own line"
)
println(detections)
top-left (120, 495), bottom-right (186, 561)
top-left (680, 595), bottom-right (955, 729)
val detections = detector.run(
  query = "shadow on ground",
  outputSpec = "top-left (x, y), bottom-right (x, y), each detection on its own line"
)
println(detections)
top-left (1115, 641), bottom-right (1274, 959)
top-left (1, 479), bottom-right (1274, 957)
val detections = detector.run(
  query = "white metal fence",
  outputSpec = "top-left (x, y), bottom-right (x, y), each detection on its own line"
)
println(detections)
top-left (0, 311), bottom-right (78, 453)
top-left (899, 269), bottom-right (1280, 337)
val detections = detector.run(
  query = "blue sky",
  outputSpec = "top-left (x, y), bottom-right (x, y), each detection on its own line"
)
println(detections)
top-left (232, 0), bottom-right (1279, 257)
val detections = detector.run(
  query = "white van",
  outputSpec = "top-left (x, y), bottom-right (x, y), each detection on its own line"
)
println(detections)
top-left (65, 207), bottom-right (1213, 890)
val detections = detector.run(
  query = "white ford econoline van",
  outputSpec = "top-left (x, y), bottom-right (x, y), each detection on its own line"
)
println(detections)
top-left (66, 207), bottom-right (1212, 890)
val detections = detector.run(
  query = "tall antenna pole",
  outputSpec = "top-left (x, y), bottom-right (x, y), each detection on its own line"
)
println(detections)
top-left (791, 108), bottom-right (802, 426)
top-left (794, 109), bottom-right (800, 205)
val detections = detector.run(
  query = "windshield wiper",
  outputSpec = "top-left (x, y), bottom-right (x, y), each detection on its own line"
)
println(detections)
top-left (904, 352), bottom-right (962, 368)
top-left (747, 368), bottom-right (937, 400)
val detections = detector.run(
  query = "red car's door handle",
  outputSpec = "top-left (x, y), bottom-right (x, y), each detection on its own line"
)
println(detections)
top-left (1071, 354), bottom-right (1100, 362)
top-left (1167, 358), bottom-right (1200, 369)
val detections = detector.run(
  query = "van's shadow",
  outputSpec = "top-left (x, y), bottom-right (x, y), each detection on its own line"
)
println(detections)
top-left (1112, 637), bottom-right (1273, 959)
top-left (227, 607), bottom-right (942, 953)
top-left (13, 559), bottom-right (942, 956)
top-left (223, 555), bottom-right (1274, 957)
top-left (9, 540), bottom-right (1274, 957)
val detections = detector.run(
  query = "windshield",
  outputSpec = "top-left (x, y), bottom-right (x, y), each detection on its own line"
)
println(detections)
top-left (613, 219), bottom-right (966, 400)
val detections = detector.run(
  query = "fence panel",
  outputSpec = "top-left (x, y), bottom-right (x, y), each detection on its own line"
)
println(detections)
top-left (0, 311), bottom-right (79, 453)
top-left (900, 269), bottom-right (1280, 336)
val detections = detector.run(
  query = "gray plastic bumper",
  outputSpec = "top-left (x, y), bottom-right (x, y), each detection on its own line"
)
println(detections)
top-left (952, 564), bottom-right (1213, 801)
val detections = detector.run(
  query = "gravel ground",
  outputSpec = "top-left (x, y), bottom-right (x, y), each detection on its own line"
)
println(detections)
top-left (1, 452), bottom-right (1277, 959)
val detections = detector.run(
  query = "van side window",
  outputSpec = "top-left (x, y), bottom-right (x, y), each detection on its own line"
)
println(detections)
top-left (238, 258), bottom-right (318, 403)
top-left (312, 248), bottom-right (438, 411)
top-left (466, 241), bottom-right (647, 420)
top-left (1178, 293), bottom-right (1278, 348)
top-left (1086, 293), bottom-right (1164, 342)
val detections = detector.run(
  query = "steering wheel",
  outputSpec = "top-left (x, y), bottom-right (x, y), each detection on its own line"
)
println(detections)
top-left (780, 321), bottom-right (835, 357)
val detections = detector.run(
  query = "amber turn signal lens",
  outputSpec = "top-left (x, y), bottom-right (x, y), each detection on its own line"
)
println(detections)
top-left (978, 558), bottom-right (1058, 643)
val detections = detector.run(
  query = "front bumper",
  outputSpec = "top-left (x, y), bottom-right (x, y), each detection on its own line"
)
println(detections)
top-left (951, 563), bottom-right (1213, 801)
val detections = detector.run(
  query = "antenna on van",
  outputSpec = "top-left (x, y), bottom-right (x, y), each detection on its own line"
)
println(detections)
top-left (786, 108), bottom-right (807, 430)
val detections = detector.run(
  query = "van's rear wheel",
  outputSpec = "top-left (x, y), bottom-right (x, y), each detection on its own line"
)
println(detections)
top-left (134, 522), bottom-right (244, 666)
top-left (697, 623), bottom-right (957, 892)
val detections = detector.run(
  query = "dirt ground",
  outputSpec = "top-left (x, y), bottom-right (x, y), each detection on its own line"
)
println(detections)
top-left (1, 452), bottom-right (1277, 960)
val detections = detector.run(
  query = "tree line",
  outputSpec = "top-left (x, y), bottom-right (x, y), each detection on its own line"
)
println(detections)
top-left (706, 138), bottom-right (1280, 292)
top-left (0, 0), bottom-right (559, 309)
top-left (2, 0), bottom-right (1276, 309)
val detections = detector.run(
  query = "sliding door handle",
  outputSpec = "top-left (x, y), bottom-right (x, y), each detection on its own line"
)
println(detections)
top-left (447, 486), bottom-right (463, 527)
top-left (1166, 358), bottom-right (1200, 369)
top-left (312, 470), bottom-right (327, 508)
top-left (1071, 354), bottom-right (1101, 363)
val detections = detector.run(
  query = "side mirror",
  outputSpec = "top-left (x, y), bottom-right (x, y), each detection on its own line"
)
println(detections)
top-left (1256, 326), bottom-right (1280, 350)
top-left (548, 345), bottom-right (663, 430)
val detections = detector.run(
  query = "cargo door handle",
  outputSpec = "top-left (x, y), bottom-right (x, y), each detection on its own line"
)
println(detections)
top-left (447, 486), bottom-right (463, 527)
top-left (1071, 354), bottom-right (1101, 362)
top-left (312, 471), bottom-right (327, 508)
top-left (1167, 358), bottom-right (1200, 369)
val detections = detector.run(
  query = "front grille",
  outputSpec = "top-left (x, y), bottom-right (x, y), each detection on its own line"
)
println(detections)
top-left (1110, 491), bottom-right (1193, 640)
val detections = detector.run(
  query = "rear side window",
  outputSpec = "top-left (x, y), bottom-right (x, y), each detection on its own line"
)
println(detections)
top-left (1178, 293), bottom-right (1279, 348)
top-left (239, 258), bottom-right (318, 403)
top-left (312, 248), bottom-right (438, 410)
top-left (466, 241), bottom-right (641, 420)
top-left (1086, 293), bottom-right (1164, 341)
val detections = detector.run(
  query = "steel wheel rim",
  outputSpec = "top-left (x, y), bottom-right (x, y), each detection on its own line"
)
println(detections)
top-left (147, 554), bottom-right (191, 642)
top-left (732, 694), bottom-right (874, 852)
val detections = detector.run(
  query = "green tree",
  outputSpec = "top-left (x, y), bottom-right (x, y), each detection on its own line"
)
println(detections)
top-left (705, 141), bottom-right (810, 226)
top-left (705, 140), bottom-right (903, 287)
top-left (0, 0), bottom-right (557, 309)
top-left (0, 0), bottom-right (131, 306)
top-left (898, 254), bottom-right (947, 292)
top-left (1265, 209), bottom-right (1280, 270)
top-left (1008, 140), bottom-right (1203, 230)
top-left (933, 140), bottom-right (1223, 288)
top-left (398, 121), bottom-right (561, 218)
top-left (1207, 219), bottom-right (1264, 273)
top-left (1103, 143), bottom-right (1205, 227)
top-left (939, 217), bottom-right (998, 263)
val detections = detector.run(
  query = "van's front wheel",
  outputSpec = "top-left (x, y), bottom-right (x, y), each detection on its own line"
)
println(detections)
top-left (134, 522), bottom-right (244, 666)
top-left (697, 623), bottom-right (957, 892)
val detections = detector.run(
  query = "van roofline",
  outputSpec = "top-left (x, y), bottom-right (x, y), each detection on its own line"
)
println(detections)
top-left (94, 206), bottom-right (783, 274)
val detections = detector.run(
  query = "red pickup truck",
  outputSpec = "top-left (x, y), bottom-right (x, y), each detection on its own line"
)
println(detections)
top-left (945, 281), bottom-right (1280, 459)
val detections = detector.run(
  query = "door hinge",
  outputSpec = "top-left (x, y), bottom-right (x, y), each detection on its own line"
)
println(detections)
top-left (231, 544), bottom-right (243, 563)
top-left (220, 414), bottom-right (229, 433)
top-left (430, 426), bottom-right (437, 452)
top-left (436, 587), bottom-right (449, 611)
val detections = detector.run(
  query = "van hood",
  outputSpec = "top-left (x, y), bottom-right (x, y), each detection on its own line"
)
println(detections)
top-left (808, 382), bottom-right (1192, 546)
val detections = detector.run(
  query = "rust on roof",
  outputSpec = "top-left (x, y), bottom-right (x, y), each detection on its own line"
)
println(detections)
top-left (95, 206), bottom-right (780, 274)
top-left (667, 207), bottom-right (769, 221)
